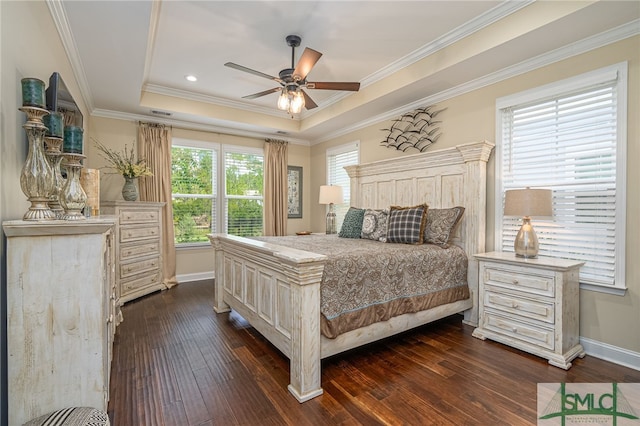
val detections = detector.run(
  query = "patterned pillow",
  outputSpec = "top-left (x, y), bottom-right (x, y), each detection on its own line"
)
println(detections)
top-left (24, 407), bottom-right (110, 426)
top-left (424, 206), bottom-right (465, 247)
top-left (360, 209), bottom-right (389, 242)
top-left (338, 207), bottom-right (365, 238)
top-left (386, 204), bottom-right (428, 244)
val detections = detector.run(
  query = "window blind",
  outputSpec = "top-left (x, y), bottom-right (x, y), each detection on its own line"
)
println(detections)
top-left (327, 143), bottom-right (359, 229)
top-left (499, 81), bottom-right (620, 287)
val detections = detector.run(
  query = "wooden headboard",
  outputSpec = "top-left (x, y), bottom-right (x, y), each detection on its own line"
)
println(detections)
top-left (344, 141), bottom-right (495, 325)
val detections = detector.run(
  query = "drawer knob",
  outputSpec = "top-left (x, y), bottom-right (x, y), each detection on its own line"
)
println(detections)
top-left (512, 302), bottom-right (519, 309)
top-left (512, 327), bottom-right (518, 333)
top-left (512, 279), bottom-right (519, 285)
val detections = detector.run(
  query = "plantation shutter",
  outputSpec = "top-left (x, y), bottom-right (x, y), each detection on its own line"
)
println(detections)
top-left (327, 143), bottom-right (359, 229)
top-left (499, 78), bottom-right (620, 287)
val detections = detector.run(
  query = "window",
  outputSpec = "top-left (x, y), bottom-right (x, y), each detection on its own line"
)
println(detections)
top-left (172, 143), bottom-right (216, 244)
top-left (171, 139), bottom-right (264, 245)
top-left (496, 63), bottom-right (627, 294)
top-left (224, 149), bottom-right (264, 237)
top-left (326, 142), bottom-right (359, 229)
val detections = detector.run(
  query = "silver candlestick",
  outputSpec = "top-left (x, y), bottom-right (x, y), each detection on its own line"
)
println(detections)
top-left (19, 106), bottom-right (55, 220)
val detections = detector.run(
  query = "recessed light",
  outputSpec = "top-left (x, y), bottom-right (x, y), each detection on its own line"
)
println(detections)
top-left (185, 75), bottom-right (197, 82)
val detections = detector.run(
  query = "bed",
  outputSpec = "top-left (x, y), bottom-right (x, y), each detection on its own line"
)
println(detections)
top-left (208, 141), bottom-right (494, 402)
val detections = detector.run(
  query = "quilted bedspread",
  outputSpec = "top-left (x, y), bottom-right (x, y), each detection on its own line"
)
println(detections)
top-left (252, 234), bottom-right (469, 338)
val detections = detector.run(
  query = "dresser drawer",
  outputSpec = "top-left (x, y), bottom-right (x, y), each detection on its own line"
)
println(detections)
top-left (120, 225), bottom-right (160, 243)
top-left (120, 256), bottom-right (160, 279)
top-left (484, 265), bottom-right (555, 297)
top-left (120, 241), bottom-right (160, 261)
top-left (119, 209), bottom-right (160, 224)
top-left (482, 311), bottom-right (554, 351)
top-left (122, 271), bottom-right (161, 293)
top-left (484, 290), bottom-right (554, 324)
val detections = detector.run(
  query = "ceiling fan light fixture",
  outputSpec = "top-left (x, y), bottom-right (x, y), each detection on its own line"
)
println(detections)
top-left (277, 89), bottom-right (290, 111)
top-left (290, 90), bottom-right (305, 114)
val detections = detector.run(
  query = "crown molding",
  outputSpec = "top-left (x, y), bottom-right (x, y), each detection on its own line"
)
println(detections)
top-left (313, 19), bottom-right (640, 145)
top-left (358, 0), bottom-right (533, 89)
top-left (302, 0), bottom-right (533, 115)
top-left (91, 108), bottom-right (311, 146)
top-left (46, 0), bottom-right (94, 111)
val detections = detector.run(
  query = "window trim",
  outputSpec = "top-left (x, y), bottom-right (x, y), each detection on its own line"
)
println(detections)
top-left (494, 62), bottom-right (627, 295)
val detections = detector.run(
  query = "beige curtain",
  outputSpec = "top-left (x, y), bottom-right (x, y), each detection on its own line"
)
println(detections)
top-left (137, 122), bottom-right (178, 288)
top-left (264, 138), bottom-right (288, 236)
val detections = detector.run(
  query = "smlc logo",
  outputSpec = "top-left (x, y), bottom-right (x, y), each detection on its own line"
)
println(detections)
top-left (538, 383), bottom-right (640, 425)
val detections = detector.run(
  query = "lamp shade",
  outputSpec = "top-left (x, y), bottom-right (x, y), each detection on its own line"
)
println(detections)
top-left (504, 188), bottom-right (552, 217)
top-left (319, 185), bottom-right (343, 205)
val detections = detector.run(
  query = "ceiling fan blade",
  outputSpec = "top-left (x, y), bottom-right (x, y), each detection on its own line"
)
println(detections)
top-left (242, 87), bottom-right (281, 99)
top-left (224, 62), bottom-right (282, 82)
top-left (301, 89), bottom-right (318, 110)
top-left (292, 48), bottom-right (322, 81)
top-left (306, 81), bottom-right (360, 91)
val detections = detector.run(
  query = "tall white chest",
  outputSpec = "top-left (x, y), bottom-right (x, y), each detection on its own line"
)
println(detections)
top-left (100, 201), bottom-right (166, 304)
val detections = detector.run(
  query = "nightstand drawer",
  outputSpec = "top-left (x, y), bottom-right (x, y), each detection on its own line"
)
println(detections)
top-left (120, 256), bottom-right (160, 279)
top-left (119, 209), bottom-right (160, 224)
top-left (484, 291), bottom-right (554, 324)
top-left (484, 265), bottom-right (555, 297)
top-left (120, 241), bottom-right (160, 261)
top-left (482, 311), bottom-right (554, 351)
top-left (120, 225), bottom-right (160, 243)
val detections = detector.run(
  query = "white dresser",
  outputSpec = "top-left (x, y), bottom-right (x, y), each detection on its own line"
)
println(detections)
top-left (472, 251), bottom-right (585, 369)
top-left (101, 201), bottom-right (166, 304)
top-left (3, 218), bottom-right (118, 425)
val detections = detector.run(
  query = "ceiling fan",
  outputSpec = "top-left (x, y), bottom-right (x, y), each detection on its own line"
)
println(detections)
top-left (224, 35), bottom-right (360, 114)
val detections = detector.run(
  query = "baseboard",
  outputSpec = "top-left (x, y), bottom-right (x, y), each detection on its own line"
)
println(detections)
top-left (177, 271), bottom-right (214, 284)
top-left (581, 336), bottom-right (640, 371)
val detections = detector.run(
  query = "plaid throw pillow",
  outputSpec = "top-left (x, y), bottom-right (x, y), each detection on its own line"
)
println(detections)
top-left (386, 204), bottom-right (428, 244)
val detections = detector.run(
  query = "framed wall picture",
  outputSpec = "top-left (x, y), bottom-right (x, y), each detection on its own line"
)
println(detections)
top-left (287, 165), bottom-right (302, 218)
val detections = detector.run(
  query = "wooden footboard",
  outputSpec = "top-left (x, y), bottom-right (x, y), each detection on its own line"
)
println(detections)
top-left (208, 234), bottom-right (328, 402)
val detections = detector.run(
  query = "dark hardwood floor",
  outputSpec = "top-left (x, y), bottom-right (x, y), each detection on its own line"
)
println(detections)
top-left (108, 280), bottom-right (640, 425)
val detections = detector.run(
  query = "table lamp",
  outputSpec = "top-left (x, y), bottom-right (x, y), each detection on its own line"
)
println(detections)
top-left (504, 187), bottom-right (552, 258)
top-left (319, 185), bottom-right (343, 234)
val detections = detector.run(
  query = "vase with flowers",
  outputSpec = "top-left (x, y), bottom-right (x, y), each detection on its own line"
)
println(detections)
top-left (94, 139), bottom-right (153, 201)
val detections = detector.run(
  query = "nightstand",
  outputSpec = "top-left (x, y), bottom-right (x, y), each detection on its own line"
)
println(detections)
top-left (472, 251), bottom-right (585, 369)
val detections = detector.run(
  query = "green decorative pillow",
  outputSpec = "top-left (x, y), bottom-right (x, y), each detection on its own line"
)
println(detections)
top-left (386, 204), bottom-right (428, 244)
top-left (24, 407), bottom-right (110, 426)
top-left (361, 209), bottom-right (389, 242)
top-left (338, 207), bottom-right (365, 238)
top-left (424, 206), bottom-right (465, 247)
